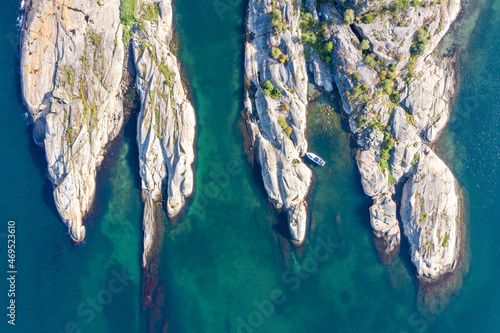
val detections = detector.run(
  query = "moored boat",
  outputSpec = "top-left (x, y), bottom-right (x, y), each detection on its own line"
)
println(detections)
top-left (306, 152), bottom-right (325, 166)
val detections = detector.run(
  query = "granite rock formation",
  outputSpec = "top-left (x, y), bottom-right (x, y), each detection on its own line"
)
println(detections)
top-left (132, 0), bottom-right (196, 266)
top-left (21, 0), bottom-right (125, 242)
top-left (307, 0), bottom-right (462, 280)
top-left (244, 0), bottom-right (313, 246)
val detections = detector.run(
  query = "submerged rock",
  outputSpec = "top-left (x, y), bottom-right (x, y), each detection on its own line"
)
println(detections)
top-left (132, 0), bottom-right (196, 267)
top-left (244, 0), bottom-right (312, 245)
top-left (21, 0), bottom-right (124, 242)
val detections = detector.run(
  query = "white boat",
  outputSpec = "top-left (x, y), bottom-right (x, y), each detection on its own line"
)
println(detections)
top-left (306, 152), bottom-right (325, 166)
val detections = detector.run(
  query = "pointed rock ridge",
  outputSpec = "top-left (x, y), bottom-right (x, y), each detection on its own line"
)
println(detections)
top-left (132, 0), bottom-right (196, 267)
top-left (306, 0), bottom-right (464, 295)
top-left (20, 0), bottom-right (125, 242)
top-left (244, 0), bottom-right (312, 246)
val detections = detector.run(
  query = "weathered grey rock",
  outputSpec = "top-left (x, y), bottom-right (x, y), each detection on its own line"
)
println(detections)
top-left (288, 202), bottom-right (307, 246)
top-left (357, 147), bottom-right (388, 197)
top-left (354, 0), bottom-right (460, 71)
top-left (245, 0), bottom-right (312, 245)
top-left (370, 192), bottom-right (400, 251)
top-left (309, 51), bottom-right (333, 92)
top-left (133, 0), bottom-right (196, 267)
top-left (21, 0), bottom-right (124, 242)
top-left (401, 56), bottom-right (456, 142)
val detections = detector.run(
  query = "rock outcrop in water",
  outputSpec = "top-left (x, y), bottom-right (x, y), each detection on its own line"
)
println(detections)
top-left (21, 0), bottom-right (124, 242)
top-left (20, 0), bottom-right (195, 267)
top-left (244, 0), bottom-right (313, 245)
top-left (132, 0), bottom-right (196, 267)
top-left (305, 0), bottom-right (463, 286)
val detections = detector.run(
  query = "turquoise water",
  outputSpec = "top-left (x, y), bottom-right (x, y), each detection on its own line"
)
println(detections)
top-left (1, 0), bottom-right (499, 332)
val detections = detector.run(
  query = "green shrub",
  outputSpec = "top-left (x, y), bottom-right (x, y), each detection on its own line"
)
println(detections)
top-left (351, 85), bottom-right (362, 97)
top-left (353, 72), bottom-right (360, 82)
top-left (389, 0), bottom-right (412, 13)
top-left (355, 115), bottom-right (366, 127)
top-left (269, 9), bottom-right (285, 34)
top-left (323, 42), bottom-right (333, 54)
top-left (364, 53), bottom-right (377, 68)
top-left (301, 32), bottom-right (317, 44)
top-left (278, 118), bottom-right (293, 138)
top-left (344, 9), bottom-right (355, 25)
top-left (271, 47), bottom-right (282, 60)
top-left (364, 14), bottom-right (374, 24)
top-left (411, 26), bottom-right (428, 56)
top-left (90, 34), bottom-right (100, 46)
top-left (261, 80), bottom-right (282, 99)
top-left (299, 13), bottom-right (333, 64)
top-left (390, 91), bottom-right (400, 104)
top-left (359, 39), bottom-right (370, 51)
top-left (442, 233), bottom-right (449, 247)
top-left (382, 79), bottom-right (393, 95)
top-left (411, 43), bottom-right (425, 56)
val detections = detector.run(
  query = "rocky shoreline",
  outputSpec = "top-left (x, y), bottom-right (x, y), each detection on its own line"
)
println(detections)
top-left (244, 0), bottom-right (313, 246)
top-left (244, 0), bottom-right (467, 310)
top-left (20, 0), bottom-right (196, 268)
top-left (131, 0), bottom-right (196, 267)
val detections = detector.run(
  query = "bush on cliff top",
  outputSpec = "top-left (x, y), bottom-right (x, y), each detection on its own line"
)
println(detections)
top-left (269, 9), bottom-right (285, 35)
top-left (260, 80), bottom-right (282, 100)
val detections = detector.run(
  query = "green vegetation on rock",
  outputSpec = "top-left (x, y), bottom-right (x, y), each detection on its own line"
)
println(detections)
top-left (344, 9), bottom-right (355, 25)
top-left (260, 80), bottom-right (282, 100)
top-left (278, 118), bottom-right (293, 138)
top-left (140, 1), bottom-right (160, 22)
top-left (120, 0), bottom-right (137, 25)
top-left (300, 12), bottom-right (333, 64)
top-left (379, 128), bottom-right (395, 171)
top-left (269, 9), bottom-right (285, 34)
top-left (442, 232), bottom-right (449, 247)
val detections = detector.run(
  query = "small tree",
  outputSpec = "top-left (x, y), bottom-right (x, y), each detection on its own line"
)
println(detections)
top-left (364, 53), bottom-right (377, 68)
top-left (364, 14), bottom-right (374, 24)
top-left (271, 47), bottom-right (282, 60)
top-left (344, 9), bottom-right (355, 25)
top-left (270, 9), bottom-right (282, 24)
top-left (359, 39), bottom-right (370, 51)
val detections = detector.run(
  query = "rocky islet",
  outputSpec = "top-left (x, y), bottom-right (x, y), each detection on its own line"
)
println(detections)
top-left (20, 0), bottom-right (195, 267)
top-left (243, 0), bottom-right (466, 307)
